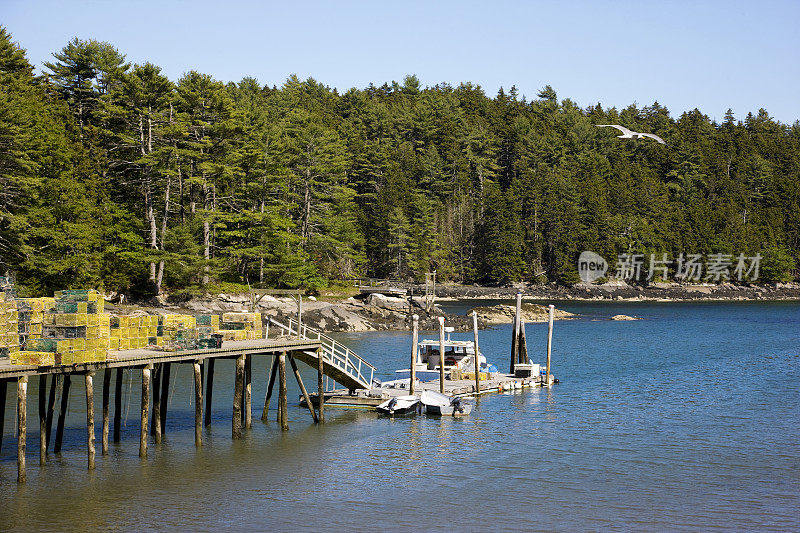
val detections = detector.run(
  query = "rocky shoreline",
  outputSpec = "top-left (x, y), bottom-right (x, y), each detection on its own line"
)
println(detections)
top-left (430, 281), bottom-right (800, 302)
top-left (116, 281), bottom-right (798, 334)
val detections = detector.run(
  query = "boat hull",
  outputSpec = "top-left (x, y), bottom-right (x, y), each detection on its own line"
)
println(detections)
top-left (376, 395), bottom-right (420, 415)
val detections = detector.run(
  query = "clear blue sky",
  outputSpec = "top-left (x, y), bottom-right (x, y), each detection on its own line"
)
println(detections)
top-left (2, 0), bottom-right (798, 124)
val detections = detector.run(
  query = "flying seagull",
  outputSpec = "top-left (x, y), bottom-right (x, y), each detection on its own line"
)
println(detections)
top-left (596, 124), bottom-right (666, 144)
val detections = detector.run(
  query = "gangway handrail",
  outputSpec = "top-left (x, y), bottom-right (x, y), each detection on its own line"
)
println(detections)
top-left (267, 317), bottom-right (375, 389)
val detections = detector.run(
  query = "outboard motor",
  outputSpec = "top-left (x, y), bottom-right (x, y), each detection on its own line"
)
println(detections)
top-left (450, 397), bottom-right (463, 413)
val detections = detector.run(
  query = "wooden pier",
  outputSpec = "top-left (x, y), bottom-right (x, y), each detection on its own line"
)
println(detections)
top-left (0, 328), bottom-right (375, 483)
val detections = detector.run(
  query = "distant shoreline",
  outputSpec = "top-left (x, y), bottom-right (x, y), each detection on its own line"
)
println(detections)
top-left (428, 283), bottom-right (800, 302)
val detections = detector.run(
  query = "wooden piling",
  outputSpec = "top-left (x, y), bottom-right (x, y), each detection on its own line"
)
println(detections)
top-left (17, 376), bottom-right (27, 483)
top-left (160, 363), bottom-right (170, 434)
top-left (410, 315), bottom-right (419, 395)
top-left (472, 311), bottom-right (481, 395)
top-left (85, 371), bottom-right (95, 470)
top-left (438, 316), bottom-right (446, 394)
top-left (519, 320), bottom-right (529, 364)
top-left (262, 356), bottom-right (277, 422)
top-left (102, 368), bottom-right (111, 455)
top-left (45, 375), bottom-right (57, 450)
top-left (278, 352), bottom-right (288, 431)
top-left (546, 304), bottom-right (554, 386)
top-left (193, 361), bottom-right (202, 447)
top-left (204, 358), bottom-right (215, 427)
top-left (316, 348), bottom-right (324, 424)
top-left (510, 291), bottom-right (522, 373)
top-left (140, 365), bottom-right (151, 458)
top-left (289, 355), bottom-right (318, 423)
top-left (151, 363), bottom-right (161, 442)
top-left (113, 369), bottom-right (122, 442)
top-left (39, 375), bottom-right (47, 465)
top-left (232, 355), bottom-right (244, 439)
top-left (54, 374), bottom-right (71, 454)
top-left (244, 354), bottom-right (252, 429)
top-left (0, 379), bottom-right (6, 453)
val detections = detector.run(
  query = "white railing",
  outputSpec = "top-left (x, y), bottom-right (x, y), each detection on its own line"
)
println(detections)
top-left (267, 317), bottom-right (375, 389)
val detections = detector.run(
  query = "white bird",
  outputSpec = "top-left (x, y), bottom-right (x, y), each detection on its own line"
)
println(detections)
top-left (596, 124), bottom-right (666, 144)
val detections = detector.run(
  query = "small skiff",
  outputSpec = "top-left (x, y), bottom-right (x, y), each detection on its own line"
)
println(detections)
top-left (419, 390), bottom-right (472, 417)
top-left (376, 395), bottom-right (420, 415)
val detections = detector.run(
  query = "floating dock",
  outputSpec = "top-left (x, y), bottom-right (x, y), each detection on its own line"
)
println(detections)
top-left (303, 373), bottom-right (548, 408)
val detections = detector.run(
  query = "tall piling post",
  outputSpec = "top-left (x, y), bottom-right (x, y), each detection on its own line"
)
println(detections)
top-left (244, 354), bottom-right (252, 429)
top-left (151, 364), bottom-right (162, 442)
top-left (113, 369), bottom-right (123, 442)
top-left (472, 311), bottom-right (481, 395)
top-left (54, 374), bottom-right (71, 453)
top-left (193, 361), bottom-right (202, 447)
top-left (159, 363), bottom-right (170, 435)
top-left (139, 365), bottom-right (151, 458)
top-left (85, 371), bottom-right (95, 470)
top-left (262, 356), bottom-right (277, 421)
top-left (232, 355), bottom-right (244, 439)
top-left (204, 358), bottom-right (215, 427)
top-left (102, 369), bottom-right (111, 455)
top-left (546, 304), bottom-right (554, 386)
top-left (45, 376), bottom-right (56, 450)
top-left (278, 352), bottom-right (288, 431)
top-left (438, 316), bottom-right (446, 394)
top-left (316, 348), bottom-right (324, 424)
top-left (0, 379), bottom-right (6, 453)
top-left (17, 376), bottom-right (27, 483)
top-left (39, 375), bottom-right (47, 465)
top-left (410, 315), bottom-right (419, 395)
top-left (510, 291), bottom-right (522, 373)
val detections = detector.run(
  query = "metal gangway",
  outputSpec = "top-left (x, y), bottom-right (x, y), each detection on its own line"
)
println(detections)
top-left (266, 317), bottom-right (375, 391)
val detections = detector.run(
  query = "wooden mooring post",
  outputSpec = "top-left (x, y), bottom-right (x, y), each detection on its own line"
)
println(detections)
top-left (45, 376), bottom-right (56, 450)
top-left (140, 365), bottom-right (151, 458)
top-left (546, 304), bottom-right (554, 386)
top-left (159, 363), bottom-right (171, 435)
top-left (232, 354), bottom-right (244, 439)
top-left (204, 358), bottom-right (215, 427)
top-left (39, 375), bottom-right (47, 465)
top-left (278, 352), bottom-right (288, 431)
top-left (244, 354), bottom-right (252, 429)
top-left (193, 361), bottom-right (202, 447)
top-left (316, 348), bottom-right (324, 424)
top-left (510, 291), bottom-right (522, 373)
top-left (54, 374), bottom-right (71, 453)
top-left (472, 311), bottom-right (481, 395)
top-left (17, 376), bottom-right (27, 483)
top-left (438, 316), bottom-right (446, 394)
top-left (410, 315), bottom-right (419, 395)
top-left (85, 371), bottom-right (95, 470)
top-left (102, 368), bottom-right (111, 455)
top-left (262, 356), bottom-right (277, 422)
top-left (113, 369), bottom-right (123, 442)
top-left (151, 363), bottom-right (162, 442)
top-left (0, 379), bottom-right (6, 453)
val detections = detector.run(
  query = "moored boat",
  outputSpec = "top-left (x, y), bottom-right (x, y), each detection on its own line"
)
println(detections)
top-left (376, 395), bottom-right (420, 415)
top-left (395, 328), bottom-right (497, 382)
top-left (419, 389), bottom-right (472, 416)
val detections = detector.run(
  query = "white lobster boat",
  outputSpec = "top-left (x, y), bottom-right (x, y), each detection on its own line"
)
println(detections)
top-left (395, 328), bottom-right (498, 382)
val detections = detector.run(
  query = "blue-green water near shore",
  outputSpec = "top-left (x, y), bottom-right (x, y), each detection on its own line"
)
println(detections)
top-left (1, 301), bottom-right (798, 531)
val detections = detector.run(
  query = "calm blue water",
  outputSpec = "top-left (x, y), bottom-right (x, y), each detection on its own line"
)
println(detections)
top-left (1, 301), bottom-right (798, 531)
